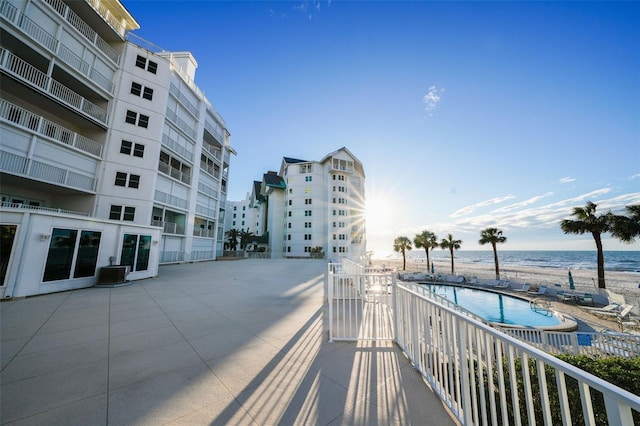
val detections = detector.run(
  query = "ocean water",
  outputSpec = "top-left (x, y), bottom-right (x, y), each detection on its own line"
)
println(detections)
top-left (398, 251), bottom-right (640, 273)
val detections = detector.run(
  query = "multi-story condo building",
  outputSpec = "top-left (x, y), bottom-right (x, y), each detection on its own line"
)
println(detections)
top-left (242, 147), bottom-right (366, 261)
top-left (0, 0), bottom-right (234, 298)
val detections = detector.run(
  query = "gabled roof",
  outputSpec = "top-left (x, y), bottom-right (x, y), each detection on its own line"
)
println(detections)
top-left (282, 157), bottom-right (307, 164)
top-left (320, 146), bottom-right (365, 177)
top-left (263, 171), bottom-right (286, 189)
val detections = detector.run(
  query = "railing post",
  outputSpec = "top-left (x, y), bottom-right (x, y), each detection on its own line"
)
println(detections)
top-left (392, 273), bottom-right (398, 342)
top-left (328, 264), bottom-right (334, 342)
top-left (456, 319), bottom-right (474, 425)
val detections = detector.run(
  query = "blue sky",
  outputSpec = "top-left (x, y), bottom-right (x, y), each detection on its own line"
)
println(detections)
top-left (123, 1), bottom-right (640, 255)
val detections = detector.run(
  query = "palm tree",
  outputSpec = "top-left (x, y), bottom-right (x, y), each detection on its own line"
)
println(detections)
top-left (479, 228), bottom-right (507, 280)
top-left (393, 236), bottom-right (412, 271)
top-left (610, 205), bottom-right (640, 243)
top-left (560, 201), bottom-right (610, 289)
top-left (440, 233), bottom-right (462, 274)
top-left (414, 231), bottom-right (438, 273)
top-left (225, 228), bottom-right (240, 251)
top-left (239, 230), bottom-right (255, 250)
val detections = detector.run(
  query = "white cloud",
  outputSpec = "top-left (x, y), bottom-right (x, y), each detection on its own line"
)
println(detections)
top-left (423, 86), bottom-right (444, 115)
top-left (451, 195), bottom-right (515, 218)
top-left (559, 177), bottom-right (575, 183)
top-left (492, 192), bottom-right (553, 213)
top-left (630, 173), bottom-right (640, 180)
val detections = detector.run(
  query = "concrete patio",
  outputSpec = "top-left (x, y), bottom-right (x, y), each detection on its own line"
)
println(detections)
top-left (1, 259), bottom-right (456, 425)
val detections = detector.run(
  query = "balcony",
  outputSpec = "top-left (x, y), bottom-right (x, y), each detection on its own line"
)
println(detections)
top-left (0, 48), bottom-right (108, 125)
top-left (154, 190), bottom-right (188, 210)
top-left (150, 220), bottom-right (185, 235)
top-left (1, 99), bottom-right (103, 157)
top-left (0, 150), bottom-right (95, 192)
top-left (157, 161), bottom-right (191, 185)
top-left (0, 201), bottom-right (89, 216)
top-left (193, 227), bottom-right (215, 238)
top-left (0, 0), bottom-right (114, 93)
top-left (42, 0), bottom-right (120, 64)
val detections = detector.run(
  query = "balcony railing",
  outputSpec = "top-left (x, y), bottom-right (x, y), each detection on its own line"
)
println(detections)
top-left (193, 227), bottom-right (215, 238)
top-left (0, 201), bottom-right (89, 216)
top-left (157, 161), bottom-right (191, 185)
top-left (1, 99), bottom-right (103, 157)
top-left (153, 190), bottom-right (188, 210)
top-left (159, 250), bottom-right (185, 263)
top-left (42, 0), bottom-right (120, 64)
top-left (0, 48), bottom-right (108, 124)
top-left (0, 151), bottom-right (95, 191)
top-left (150, 220), bottom-right (185, 235)
top-left (328, 263), bottom-right (640, 425)
top-left (85, 0), bottom-right (127, 37)
top-left (0, 1), bottom-right (115, 93)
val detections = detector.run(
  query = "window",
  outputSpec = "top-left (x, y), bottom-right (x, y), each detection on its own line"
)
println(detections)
top-left (120, 140), bottom-right (145, 158)
top-left (123, 207), bottom-right (135, 221)
top-left (1, 225), bottom-right (17, 284)
top-left (125, 111), bottom-right (149, 128)
top-left (121, 234), bottom-right (151, 272)
top-left (135, 55), bottom-right (158, 74)
top-left (114, 173), bottom-right (140, 188)
top-left (305, 198), bottom-right (312, 205)
top-left (115, 172), bottom-right (127, 187)
top-left (43, 229), bottom-right (102, 281)
top-left (109, 205), bottom-right (136, 221)
top-left (120, 140), bottom-right (132, 154)
top-left (299, 163), bottom-right (312, 173)
top-left (305, 176), bottom-right (312, 182)
top-left (143, 87), bottom-right (153, 100)
top-left (288, 223), bottom-right (291, 228)
top-left (135, 55), bottom-right (146, 69)
top-left (146, 60), bottom-right (157, 74)
top-left (130, 82), bottom-right (142, 96)
top-left (138, 114), bottom-right (149, 128)
top-left (125, 110), bottom-right (137, 124)
top-left (288, 212), bottom-right (291, 217)
top-left (289, 200), bottom-right (292, 206)
top-left (133, 144), bottom-right (145, 158)
top-left (128, 175), bottom-right (140, 189)
top-left (304, 210), bottom-right (312, 216)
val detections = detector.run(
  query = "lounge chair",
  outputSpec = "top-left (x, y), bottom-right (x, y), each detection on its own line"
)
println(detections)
top-left (593, 304), bottom-right (634, 319)
top-left (582, 303), bottom-right (621, 313)
top-left (496, 281), bottom-right (511, 289)
top-left (528, 286), bottom-right (547, 296)
top-left (513, 284), bottom-right (530, 292)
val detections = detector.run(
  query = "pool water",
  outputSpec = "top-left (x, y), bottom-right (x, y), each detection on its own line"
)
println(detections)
top-left (421, 284), bottom-right (562, 327)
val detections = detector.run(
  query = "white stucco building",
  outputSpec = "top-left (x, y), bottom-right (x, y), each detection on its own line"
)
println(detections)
top-left (0, 0), bottom-right (234, 298)
top-left (237, 148), bottom-right (366, 262)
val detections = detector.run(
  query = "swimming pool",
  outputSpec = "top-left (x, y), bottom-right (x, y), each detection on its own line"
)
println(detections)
top-left (420, 284), bottom-right (566, 328)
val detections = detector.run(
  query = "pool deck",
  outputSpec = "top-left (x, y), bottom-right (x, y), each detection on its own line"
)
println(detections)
top-left (0, 259), bottom-right (457, 425)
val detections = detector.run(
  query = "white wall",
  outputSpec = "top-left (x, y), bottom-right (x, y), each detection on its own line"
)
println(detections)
top-left (1, 209), bottom-right (161, 299)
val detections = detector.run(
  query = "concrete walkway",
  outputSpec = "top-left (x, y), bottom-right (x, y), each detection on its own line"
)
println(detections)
top-left (1, 259), bottom-right (456, 425)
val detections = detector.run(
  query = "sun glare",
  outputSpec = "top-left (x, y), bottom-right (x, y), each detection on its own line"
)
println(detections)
top-left (365, 196), bottom-right (393, 233)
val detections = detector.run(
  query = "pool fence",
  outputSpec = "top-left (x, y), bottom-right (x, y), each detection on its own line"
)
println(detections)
top-left (327, 261), bottom-right (640, 425)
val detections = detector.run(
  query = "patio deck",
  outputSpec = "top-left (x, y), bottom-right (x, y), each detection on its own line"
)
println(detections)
top-left (0, 259), bottom-right (456, 425)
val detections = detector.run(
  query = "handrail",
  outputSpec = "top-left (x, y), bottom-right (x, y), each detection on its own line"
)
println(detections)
top-left (329, 260), bottom-right (640, 425)
top-left (0, 99), bottom-right (103, 157)
top-left (0, 48), bottom-right (108, 124)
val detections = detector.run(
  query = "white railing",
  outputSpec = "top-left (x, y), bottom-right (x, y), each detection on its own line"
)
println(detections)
top-left (0, 48), bottom-right (108, 124)
top-left (0, 202), bottom-right (89, 216)
top-left (1, 100), bottom-right (103, 157)
top-left (85, 0), bottom-right (127, 37)
top-left (193, 227), bottom-right (215, 238)
top-left (150, 220), bottom-right (185, 235)
top-left (42, 0), bottom-right (120, 63)
top-left (1, 0), bottom-right (115, 93)
top-left (159, 250), bottom-right (185, 263)
top-left (157, 161), bottom-right (191, 185)
top-left (328, 261), bottom-right (640, 425)
top-left (161, 133), bottom-right (194, 162)
top-left (499, 327), bottom-right (640, 358)
top-left (153, 190), bottom-right (188, 210)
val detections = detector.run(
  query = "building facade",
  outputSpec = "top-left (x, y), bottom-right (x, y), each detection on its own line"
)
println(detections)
top-left (237, 148), bottom-right (366, 262)
top-left (0, 0), bottom-right (234, 298)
